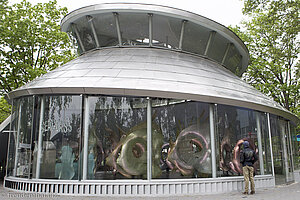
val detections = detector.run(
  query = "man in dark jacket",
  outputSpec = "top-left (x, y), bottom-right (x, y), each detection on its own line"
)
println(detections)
top-left (240, 140), bottom-right (258, 195)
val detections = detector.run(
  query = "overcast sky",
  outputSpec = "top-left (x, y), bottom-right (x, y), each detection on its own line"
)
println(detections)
top-left (9, 0), bottom-right (245, 27)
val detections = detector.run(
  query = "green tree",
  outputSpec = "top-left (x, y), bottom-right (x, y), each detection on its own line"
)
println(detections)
top-left (0, 0), bottom-right (75, 95)
top-left (235, 0), bottom-right (299, 118)
top-left (0, 0), bottom-right (76, 123)
top-left (0, 96), bottom-right (10, 124)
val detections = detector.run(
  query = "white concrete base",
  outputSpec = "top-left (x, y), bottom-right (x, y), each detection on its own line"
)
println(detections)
top-left (294, 170), bottom-right (300, 182)
top-left (4, 175), bottom-right (274, 196)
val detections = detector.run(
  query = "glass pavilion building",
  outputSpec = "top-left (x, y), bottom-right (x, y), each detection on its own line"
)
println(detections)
top-left (4, 3), bottom-right (300, 196)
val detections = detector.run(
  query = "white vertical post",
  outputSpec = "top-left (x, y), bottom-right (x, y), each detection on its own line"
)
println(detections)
top-left (87, 16), bottom-right (100, 48)
top-left (255, 112), bottom-right (265, 175)
top-left (148, 14), bottom-right (153, 47)
top-left (221, 43), bottom-right (232, 65)
top-left (204, 31), bottom-right (216, 56)
top-left (13, 102), bottom-right (22, 177)
top-left (178, 20), bottom-right (187, 50)
top-left (147, 97), bottom-right (152, 180)
top-left (114, 12), bottom-right (122, 46)
top-left (267, 113), bottom-right (275, 177)
top-left (36, 96), bottom-right (45, 179)
top-left (287, 122), bottom-right (295, 172)
top-left (209, 104), bottom-right (217, 178)
top-left (82, 96), bottom-right (89, 180)
top-left (72, 23), bottom-right (86, 52)
top-left (6, 100), bottom-right (14, 177)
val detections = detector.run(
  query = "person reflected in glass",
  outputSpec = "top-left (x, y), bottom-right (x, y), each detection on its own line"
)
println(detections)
top-left (240, 141), bottom-right (258, 195)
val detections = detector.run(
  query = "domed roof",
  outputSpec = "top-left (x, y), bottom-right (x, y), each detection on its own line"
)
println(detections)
top-left (8, 48), bottom-right (298, 123)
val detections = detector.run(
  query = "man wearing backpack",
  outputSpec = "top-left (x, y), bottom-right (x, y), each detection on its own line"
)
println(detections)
top-left (240, 140), bottom-right (258, 195)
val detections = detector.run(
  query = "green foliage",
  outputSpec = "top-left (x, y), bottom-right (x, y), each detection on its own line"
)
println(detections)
top-left (0, 96), bottom-right (10, 124)
top-left (232, 0), bottom-right (300, 121)
top-left (0, 0), bottom-right (76, 95)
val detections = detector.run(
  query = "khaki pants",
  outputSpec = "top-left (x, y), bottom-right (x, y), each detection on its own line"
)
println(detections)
top-left (243, 166), bottom-right (255, 193)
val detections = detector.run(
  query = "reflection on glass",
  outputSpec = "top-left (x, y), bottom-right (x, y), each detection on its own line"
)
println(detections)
top-left (36, 96), bottom-right (82, 180)
top-left (119, 13), bottom-right (149, 46)
top-left (13, 97), bottom-right (34, 178)
top-left (87, 96), bottom-right (147, 179)
top-left (152, 99), bottom-right (211, 179)
top-left (152, 15), bottom-right (181, 49)
top-left (6, 99), bottom-right (18, 177)
top-left (291, 123), bottom-right (300, 170)
top-left (217, 105), bottom-right (259, 177)
top-left (256, 112), bottom-right (272, 174)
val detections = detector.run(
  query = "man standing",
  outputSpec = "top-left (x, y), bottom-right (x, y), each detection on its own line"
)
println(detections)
top-left (240, 140), bottom-right (258, 195)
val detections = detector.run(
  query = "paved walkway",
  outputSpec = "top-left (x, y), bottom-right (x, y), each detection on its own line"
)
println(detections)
top-left (1, 181), bottom-right (300, 200)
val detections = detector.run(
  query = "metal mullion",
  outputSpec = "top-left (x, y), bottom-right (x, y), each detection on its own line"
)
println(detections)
top-left (71, 23), bottom-right (86, 52)
top-left (221, 43), bottom-right (232, 65)
top-left (178, 20), bottom-right (187, 50)
top-left (87, 16), bottom-right (100, 48)
top-left (36, 96), bottom-right (45, 179)
top-left (287, 121), bottom-right (295, 172)
top-left (147, 97), bottom-right (152, 180)
top-left (27, 96), bottom-right (36, 179)
top-left (82, 95), bottom-right (89, 180)
top-left (204, 31), bottom-right (216, 56)
top-left (256, 112), bottom-right (265, 175)
top-left (267, 113), bottom-right (275, 177)
top-left (113, 12), bottom-right (122, 46)
top-left (148, 14), bottom-right (153, 47)
top-left (209, 104), bottom-right (217, 178)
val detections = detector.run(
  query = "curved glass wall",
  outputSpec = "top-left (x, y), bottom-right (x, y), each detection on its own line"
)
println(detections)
top-left (6, 94), bottom-right (296, 183)
top-left (290, 123), bottom-right (300, 170)
top-left (86, 96), bottom-right (147, 180)
top-left (152, 99), bottom-right (211, 179)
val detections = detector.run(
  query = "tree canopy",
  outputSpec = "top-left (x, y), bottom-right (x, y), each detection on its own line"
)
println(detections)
top-left (233, 0), bottom-right (299, 119)
top-left (0, 0), bottom-right (76, 123)
top-left (0, 0), bottom-right (75, 96)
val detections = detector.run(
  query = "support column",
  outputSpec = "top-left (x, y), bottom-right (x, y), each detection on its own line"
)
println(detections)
top-left (178, 20), bottom-right (187, 50)
top-left (204, 31), bottom-right (216, 56)
top-left (13, 102), bottom-right (22, 177)
top-left (147, 97), bottom-right (152, 180)
top-left (36, 96), bottom-right (45, 179)
top-left (113, 12), bottom-right (122, 46)
top-left (267, 113), bottom-right (275, 177)
top-left (148, 14), bottom-right (153, 47)
top-left (71, 23), bottom-right (86, 52)
top-left (82, 96), bottom-right (89, 180)
top-left (87, 15), bottom-right (100, 48)
top-left (256, 112), bottom-right (265, 175)
top-left (221, 43), bottom-right (232, 65)
top-left (209, 104), bottom-right (217, 178)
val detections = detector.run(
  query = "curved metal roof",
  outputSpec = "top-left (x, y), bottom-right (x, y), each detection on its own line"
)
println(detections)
top-left (60, 3), bottom-right (249, 76)
top-left (8, 48), bottom-right (298, 123)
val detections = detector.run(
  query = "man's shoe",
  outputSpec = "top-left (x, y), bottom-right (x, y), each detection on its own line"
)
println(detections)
top-left (250, 191), bottom-right (255, 194)
top-left (243, 192), bottom-right (248, 195)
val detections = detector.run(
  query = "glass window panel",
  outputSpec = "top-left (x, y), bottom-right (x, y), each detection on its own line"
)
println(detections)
top-left (291, 123), bottom-right (300, 170)
top-left (118, 13), bottom-right (149, 46)
top-left (72, 17), bottom-right (97, 52)
top-left (182, 22), bottom-right (210, 55)
top-left (6, 99), bottom-right (18, 177)
top-left (256, 111), bottom-right (272, 174)
top-left (207, 32), bottom-right (228, 63)
top-left (87, 96), bottom-right (147, 180)
top-left (37, 95), bottom-right (82, 180)
top-left (91, 13), bottom-right (119, 47)
top-left (152, 99), bottom-right (211, 179)
top-left (152, 15), bottom-right (182, 49)
top-left (223, 44), bottom-right (242, 74)
top-left (14, 97), bottom-right (34, 178)
top-left (216, 105), bottom-right (259, 177)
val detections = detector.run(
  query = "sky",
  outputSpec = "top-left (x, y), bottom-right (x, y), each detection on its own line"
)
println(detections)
top-left (9, 0), bottom-right (245, 27)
